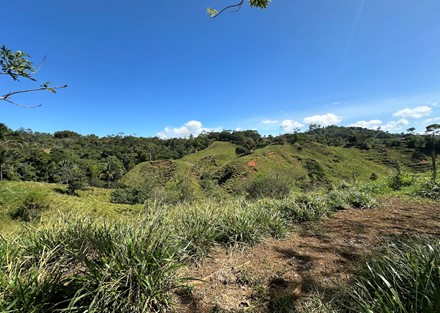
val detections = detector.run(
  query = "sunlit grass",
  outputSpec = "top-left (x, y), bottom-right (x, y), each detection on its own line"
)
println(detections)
top-left (2, 173), bottom-right (438, 311)
top-left (340, 235), bottom-right (440, 313)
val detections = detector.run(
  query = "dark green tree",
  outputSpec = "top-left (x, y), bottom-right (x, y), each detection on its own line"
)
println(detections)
top-left (426, 124), bottom-right (440, 181)
top-left (56, 160), bottom-right (86, 195)
top-left (100, 156), bottom-right (125, 188)
top-left (0, 125), bottom-right (22, 181)
top-left (407, 127), bottom-right (416, 134)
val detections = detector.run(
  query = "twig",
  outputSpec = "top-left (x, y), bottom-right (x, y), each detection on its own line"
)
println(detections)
top-left (3, 98), bottom-right (42, 108)
top-left (0, 84), bottom-right (67, 100)
top-left (31, 55), bottom-right (47, 75)
top-left (211, 0), bottom-right (244, 18)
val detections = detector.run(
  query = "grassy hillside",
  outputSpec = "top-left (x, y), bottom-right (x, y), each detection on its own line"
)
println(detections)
top-left (120, 141), bottom-right (416, 199)
top-left (0, 181), bottom-right (142, 234)
top-left (180, 141), bottom-right (238, 165)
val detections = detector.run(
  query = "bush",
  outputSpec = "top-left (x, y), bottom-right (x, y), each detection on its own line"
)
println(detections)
top-left (357, 179), bottom-right (391, 195)
top-left (235, 145), bottom-right (250, 156)
top-left (325, 190), bottom-right (351, 211)
top-left (291, 194), bottom-right (331, 222)
top-left (218, 200), bottom-right (287, 244)
top-left (246, 171), bottom-right (292, 199)
top-left (10, 190), bottom-right (49, 222)
top-left (110, 187), bottom-right (149, 204)
top-left (340, 235), bottom-right (440, 313)
top-left (415, 179), bottom-right (440, 200)
top-left (345, 189), bottom-right (378, 209)
top-left (388, 171), bottom-right (414, 191)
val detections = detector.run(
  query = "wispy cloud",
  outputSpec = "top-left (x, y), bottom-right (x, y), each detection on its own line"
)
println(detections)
top-left (280, 119), bottom-right (303, 132)
top-left (423, 117), bottom-right (440, 125)
top-left (303, 113), bottom-right (342, 126)
top-left (157, 120), bottom-right (214, 139)
top-left (393, 106), bottom-right (432, 119)
top-left (262, 119), bottom-right (279, 125)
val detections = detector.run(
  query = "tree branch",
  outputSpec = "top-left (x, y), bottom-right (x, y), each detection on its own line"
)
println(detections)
top-left (210, 0), bottom-right (244, 18)
top-left (0, 84), bottom-right (67, 108)
top-left (3, 98), bottom-right (42, 108)
top-left (31, 55), bottom-right (47, 75)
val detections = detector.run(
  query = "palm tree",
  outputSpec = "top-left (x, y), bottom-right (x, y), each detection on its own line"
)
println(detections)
top-left (100, 156), bottom-right (124, 188)
top-left (56, 160), bottom-right (84, 195)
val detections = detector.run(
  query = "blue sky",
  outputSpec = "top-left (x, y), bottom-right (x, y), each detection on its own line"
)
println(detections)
top-left (1, 0), bottom-right (439, 138)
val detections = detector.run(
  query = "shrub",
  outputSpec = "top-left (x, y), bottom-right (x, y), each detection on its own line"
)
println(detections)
top-left (246, 171), bottom-right (292, 199)
top-left (10, 190), bottom-right (49, 222)
top-left (110, 187), bottom-right (149, 204)
top-left (415, 179), bottom-right (440, 200)
top-left (292, 194), bottom-right (331, 222)
top-left (165, 172), bottom-right (203, 203)
top-left (235, 145), bottom-right (250, 156)
top-left (304, 159), bottom-right (329, 187)
top-left (325, 190), bottom-right (351, 211)
top-left (345, 189), bottom-right (378, 209)
top-left (388, 171), bottom-right (414, 191)
top-left (357, 179), bottom-right (391, 195)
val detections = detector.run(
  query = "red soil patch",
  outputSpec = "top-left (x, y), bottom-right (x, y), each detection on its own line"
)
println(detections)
top-left (247, 160), bottom-right (257, 168)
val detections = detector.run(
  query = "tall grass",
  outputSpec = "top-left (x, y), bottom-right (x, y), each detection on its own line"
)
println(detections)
top-left (0, 213), bottom-right (183, 312)
top-left (170, 198), bottom-right (290, 259)
top-left (341, 235), bottom-right (440, 313)
top-left (0, 183), bottom-right (379, 311)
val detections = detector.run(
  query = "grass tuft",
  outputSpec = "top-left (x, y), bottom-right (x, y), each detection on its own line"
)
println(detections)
top-left (340, 235), bottom-right (440, 313)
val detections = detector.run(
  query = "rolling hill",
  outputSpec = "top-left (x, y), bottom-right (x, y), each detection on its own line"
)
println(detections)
top-left (120, 140), bottom-right (418, 197)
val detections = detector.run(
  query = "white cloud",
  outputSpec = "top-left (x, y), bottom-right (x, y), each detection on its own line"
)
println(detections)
top-left (393, 106), bottom-right (432, 119)
top-left (382, 119), bottom-right (409, 131)
top-left (424, 117), bottom-right (440, 124)
top-left (262, 119), bottom-right (279, 125)
top-left (303, 113), bottom-right (342, 126)
top-left (280, 119), bottom-right (304, 132)
top-left (157, 120), bottom-right (211, 139)
top-left (349, 119), bottom-right (382, 129)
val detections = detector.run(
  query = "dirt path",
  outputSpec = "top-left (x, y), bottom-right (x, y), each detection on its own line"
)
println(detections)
top-left (177, 197), bottom-right (440, 312)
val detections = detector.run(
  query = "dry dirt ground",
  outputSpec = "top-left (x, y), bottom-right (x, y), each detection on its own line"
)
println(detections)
top-left (176, 197), bottom-right (440, 312)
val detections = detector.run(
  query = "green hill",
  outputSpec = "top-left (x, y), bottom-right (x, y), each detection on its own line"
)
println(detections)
top-left (120, 140), bottom-right (416, 198)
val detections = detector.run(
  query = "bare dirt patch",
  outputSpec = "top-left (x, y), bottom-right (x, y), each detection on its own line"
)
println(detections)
top-left (177, 197), bottom-right (440, 312)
